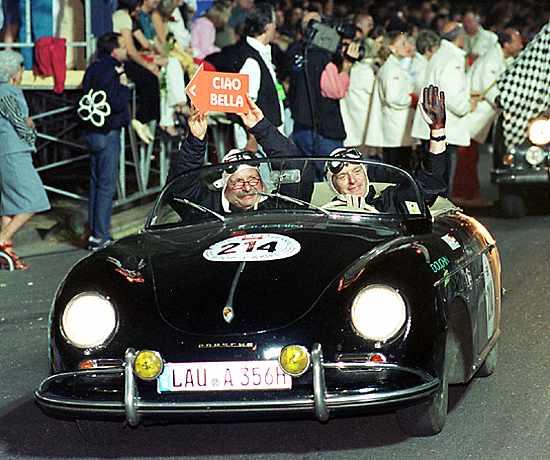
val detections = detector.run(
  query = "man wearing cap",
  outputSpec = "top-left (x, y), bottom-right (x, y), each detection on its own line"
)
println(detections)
top-left (241, 86), bottom-right (448, 213)
top-left (167, 103), bottom-right (274, 214)
top-left (170, 87), bottom-right (447, 214)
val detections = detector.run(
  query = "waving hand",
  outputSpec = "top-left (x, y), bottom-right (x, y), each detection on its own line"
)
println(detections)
top-left (420, 85), bottom-right (446, 129)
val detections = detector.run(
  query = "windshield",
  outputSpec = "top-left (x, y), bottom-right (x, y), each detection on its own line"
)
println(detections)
top-left (147, 157), bottom-right (427, 229)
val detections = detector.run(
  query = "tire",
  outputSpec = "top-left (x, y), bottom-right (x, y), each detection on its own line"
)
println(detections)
top-left (499, 188), bottom-right (527, 218)
top-left (476, 342), bottom-right (498, 377)
top-left (396, 361), bottom-right (449, 437)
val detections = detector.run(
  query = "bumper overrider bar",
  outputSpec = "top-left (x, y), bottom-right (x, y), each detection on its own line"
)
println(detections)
top-left (35, 343), bottom-right (439, 426)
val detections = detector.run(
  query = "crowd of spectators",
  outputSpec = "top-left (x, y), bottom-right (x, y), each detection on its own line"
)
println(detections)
top-left (1, 0), bottom-right (549, 265)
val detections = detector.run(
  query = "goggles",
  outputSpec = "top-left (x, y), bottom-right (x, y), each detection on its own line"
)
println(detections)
top-left (327, 150), bottom-right (362, 174)
top-left (222, 150), bottom-right (258, 174)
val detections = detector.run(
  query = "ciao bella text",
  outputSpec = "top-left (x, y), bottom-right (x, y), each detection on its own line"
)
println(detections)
top-left (209, 76), bottom-right (245, 108)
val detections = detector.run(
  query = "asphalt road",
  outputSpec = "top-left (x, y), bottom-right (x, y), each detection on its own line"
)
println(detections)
top-left (0, 209), bottom-right (549, 460)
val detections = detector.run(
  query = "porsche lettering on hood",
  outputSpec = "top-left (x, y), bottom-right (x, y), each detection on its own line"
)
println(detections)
top-left (152, 230), bottom-right (381, 336)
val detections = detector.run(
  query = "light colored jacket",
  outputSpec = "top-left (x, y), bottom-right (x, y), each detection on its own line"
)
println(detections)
top-left (0, 83), bottom-right (35, 156)
top-left (366, 54), bottom-right (415, 148)
top-left (410, 53), bottom-right (428, 95)
top-left (464, 43), bottom-right (507, 143)
top-left (464, 27), bottom-right (498, 59)
top-left (411, 40), bottom-right (470, 146)
top-left (341, 59), bottom-right (375, 146)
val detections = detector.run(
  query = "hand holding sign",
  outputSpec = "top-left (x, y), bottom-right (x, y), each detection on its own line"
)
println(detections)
top-left (186, 64), bottom-right (249, 114)
top-left (188, 105), bottom-right (208, 140)
top-left (238, 94), bottom-right (265, 129)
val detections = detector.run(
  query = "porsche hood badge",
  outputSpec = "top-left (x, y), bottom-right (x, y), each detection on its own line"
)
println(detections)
top-left (223, 306), bottom-right (235, 323)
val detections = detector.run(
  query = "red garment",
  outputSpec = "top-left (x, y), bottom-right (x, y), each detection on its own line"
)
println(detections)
top-left (193, 58), bottom-right (216, 72)
top-left (453, 142), bottom-right (480, 200)
top-left (409, 92), bottom-right (419, 109)
top-left (33, 37), bottom-right (67, 94)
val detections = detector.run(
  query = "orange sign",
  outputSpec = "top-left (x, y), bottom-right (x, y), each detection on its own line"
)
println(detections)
top-left (186, 64), bottom-right (249, 114)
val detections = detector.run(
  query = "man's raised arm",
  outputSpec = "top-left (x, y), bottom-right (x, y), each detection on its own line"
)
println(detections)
top-left (239, 95), bottom-right (302, 158)
top-left (168, 107), bottom-right (208, 182)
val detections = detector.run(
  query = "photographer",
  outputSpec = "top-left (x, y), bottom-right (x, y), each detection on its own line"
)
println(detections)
top-left (288, 15), bottom-right (362, 179)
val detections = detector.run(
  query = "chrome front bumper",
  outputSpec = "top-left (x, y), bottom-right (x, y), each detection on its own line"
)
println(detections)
top-left (35, 344), bottom-right (439, 426)
top-left (491, 167), bottom-right (550, 186)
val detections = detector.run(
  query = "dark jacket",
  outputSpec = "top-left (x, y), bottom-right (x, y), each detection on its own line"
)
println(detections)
top-left (80, 55), bottom-right (131, 133)
top-left (288, 44), bottom-right (346, 140)
top-left (248, 118), bottom-right (448, 211)
top-left (205, 40), bottom-right (282, 127)
top-left (168, 118), bottom-right (447, 215)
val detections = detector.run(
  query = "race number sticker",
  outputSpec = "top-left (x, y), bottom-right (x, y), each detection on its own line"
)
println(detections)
top-left (203, 233), bottom-right (301, 262)
top-left (482, 253), bottom-right (496, 339)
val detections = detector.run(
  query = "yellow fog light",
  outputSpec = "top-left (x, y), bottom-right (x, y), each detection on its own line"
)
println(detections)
top-left (279, 345), bottom-right (310, 377)
top-left (133, 350), bottom-right (164, 380)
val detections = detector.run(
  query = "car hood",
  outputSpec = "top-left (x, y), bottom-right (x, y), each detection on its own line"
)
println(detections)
top-left (150, 226), bottom-right (391, 336)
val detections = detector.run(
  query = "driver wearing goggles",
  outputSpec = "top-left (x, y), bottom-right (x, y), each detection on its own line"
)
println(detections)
top-left (169, 87), bottom-right (447, 214)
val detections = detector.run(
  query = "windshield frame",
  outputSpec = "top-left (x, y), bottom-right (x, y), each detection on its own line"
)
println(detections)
top-left (145, 157), bottom-right (428, 230)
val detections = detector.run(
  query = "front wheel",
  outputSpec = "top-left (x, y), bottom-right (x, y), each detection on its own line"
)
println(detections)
top-left (396, 363), bottom-right (448, 436)
top-left (499, 188), bottom-right (527, 218)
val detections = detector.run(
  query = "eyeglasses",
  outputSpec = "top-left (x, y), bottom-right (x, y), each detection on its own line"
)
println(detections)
top-left (327, 150), bottom-right (362, 174)
top-left (228, 177), bottom-right (261, 189)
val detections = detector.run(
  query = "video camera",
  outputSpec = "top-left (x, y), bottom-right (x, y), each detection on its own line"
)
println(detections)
top-left (305, 18), bottom-right (365, 61)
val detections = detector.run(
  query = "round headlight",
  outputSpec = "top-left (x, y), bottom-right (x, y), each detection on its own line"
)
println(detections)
top-left (351, 285), bottom-right (407, 342)
top-left (528, 118), bottom-right (550, 146)
top-left (525, 145), bottom-right (545, 166)
top-left (61, 292), bottom-right (117, 349)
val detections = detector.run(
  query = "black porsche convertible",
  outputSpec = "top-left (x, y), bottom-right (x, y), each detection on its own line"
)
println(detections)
top-left (35, 157), bottom-right (502, 437)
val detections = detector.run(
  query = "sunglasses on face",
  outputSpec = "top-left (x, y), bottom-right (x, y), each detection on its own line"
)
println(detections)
top-left (327, 150), bottom-right (362, 174)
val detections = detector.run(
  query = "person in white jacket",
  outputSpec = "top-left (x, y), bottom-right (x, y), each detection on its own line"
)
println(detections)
top-left (341, 57), bottom-right (376, 148)
top-left (463, 11), bottom-right (498, 67)
top-left (411, 30), bottom-right (441, 95)
top-left (365, 31), bottom-right (417, 171)
top-left (411, 21), bottom-right (471, 193)
top-left (453, 28), bottom-right (523, 204)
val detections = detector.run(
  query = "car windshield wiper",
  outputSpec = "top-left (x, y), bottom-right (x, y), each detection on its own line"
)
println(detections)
top-left (173, 197), bottom-right (226, 223)
top-left (255, 191), bottom-right (330, 216)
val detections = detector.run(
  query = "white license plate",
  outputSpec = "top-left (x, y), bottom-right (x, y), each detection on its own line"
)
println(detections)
top-left (157, 360), bottom-right (292, 393)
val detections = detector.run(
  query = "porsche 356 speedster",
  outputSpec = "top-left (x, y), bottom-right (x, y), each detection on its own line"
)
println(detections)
top-left (35, 157), bottom-right (502, 437)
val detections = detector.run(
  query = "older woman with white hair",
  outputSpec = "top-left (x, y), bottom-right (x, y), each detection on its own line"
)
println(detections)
top-left (0, 50), bottom-right (50, 270)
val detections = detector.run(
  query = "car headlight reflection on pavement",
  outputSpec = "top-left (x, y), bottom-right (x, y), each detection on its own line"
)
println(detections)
top-left (61, 292), bottom-right (117, 349)
top-left (351, 284), bottom-right (407, 342)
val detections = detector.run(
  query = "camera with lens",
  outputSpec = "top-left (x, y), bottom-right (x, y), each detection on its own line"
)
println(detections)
top-left (305, 18), bottom-right (365, 62)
